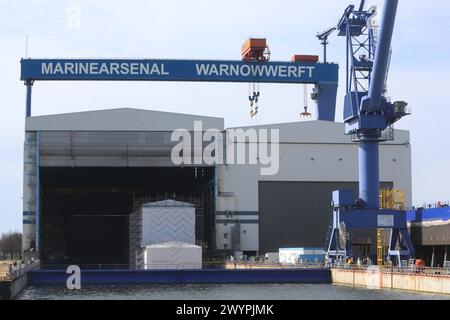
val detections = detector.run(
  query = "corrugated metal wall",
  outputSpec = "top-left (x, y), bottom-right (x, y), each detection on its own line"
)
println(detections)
top-left (38, 131), bottom-right (224, 167)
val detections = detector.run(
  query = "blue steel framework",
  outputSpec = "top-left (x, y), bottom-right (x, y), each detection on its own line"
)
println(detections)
top-left (326, 0), bottom-right (415, 264)
top-left (20, 57), bottom-right (339, 253)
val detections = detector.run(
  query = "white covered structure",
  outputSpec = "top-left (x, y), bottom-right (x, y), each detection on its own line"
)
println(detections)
top-left (139, 200), bottom-right (195, 246)
top-left (136, 242), bottom-right (202, 270)
top-left (129, 199), bottom-right (196, 267)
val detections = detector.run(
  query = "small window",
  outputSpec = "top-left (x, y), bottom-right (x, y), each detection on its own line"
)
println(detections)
top-left (223, 233), bottom-right (228, 239)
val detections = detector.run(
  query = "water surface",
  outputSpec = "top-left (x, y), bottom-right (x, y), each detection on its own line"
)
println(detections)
top-left (17, 283), bottom-right (450, 300)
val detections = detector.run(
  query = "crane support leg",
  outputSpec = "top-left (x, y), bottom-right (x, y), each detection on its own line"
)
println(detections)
top-left (326, 208), bottom-right (349, 261)
top-left (25, 80), bottom-right (33, 118)
top-left (326, 193), bottom-right (415, 264)
top-left (315, 82), bottom-right (338, 121)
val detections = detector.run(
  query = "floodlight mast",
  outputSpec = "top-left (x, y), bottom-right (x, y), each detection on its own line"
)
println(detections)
top-left (316, 27), bottom-right (336, 63)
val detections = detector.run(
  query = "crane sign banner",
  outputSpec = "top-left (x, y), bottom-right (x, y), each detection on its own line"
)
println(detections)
top-left (20, 59), bottom-right (338, 84)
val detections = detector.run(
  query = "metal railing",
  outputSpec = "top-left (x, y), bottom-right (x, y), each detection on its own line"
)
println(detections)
top-left (39, 262), bottom-right (223, 270)
top-left (40, 263), bottom-right (130, 270)
top-left (412, 201), bottom-right (450, 210)
top-left (224, 261), bottom-right (327, 270)
top-left (332, 264), bottom-right (450, 277)
top-left (351, 126), bottom-right (395, 142)
top-left (34, 261), bottom-right (327, 271)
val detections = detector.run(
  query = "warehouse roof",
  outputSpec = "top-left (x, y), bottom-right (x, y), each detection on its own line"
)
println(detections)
top-left (228, 121), bottom-right (410, 145)
top-left (25, 108), bottom-right (224, 131)
top-left (26, 108), bottom-right (409, 145)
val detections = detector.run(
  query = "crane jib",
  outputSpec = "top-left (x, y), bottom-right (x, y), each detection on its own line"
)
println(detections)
top-left (20, 59), bottom-right (338, 84)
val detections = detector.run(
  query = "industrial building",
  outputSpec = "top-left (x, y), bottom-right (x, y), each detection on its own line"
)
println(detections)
top-left (22, 107), bottom-right (413, 266)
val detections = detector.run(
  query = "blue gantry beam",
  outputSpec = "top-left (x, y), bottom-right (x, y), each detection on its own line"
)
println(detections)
top-left (21, 59), bottom-right (338, 84)
top-left (20, 58), bottom-right (339, 121)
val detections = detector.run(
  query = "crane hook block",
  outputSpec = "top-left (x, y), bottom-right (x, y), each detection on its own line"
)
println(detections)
top-left (301, 107), bottom-right (312, 118)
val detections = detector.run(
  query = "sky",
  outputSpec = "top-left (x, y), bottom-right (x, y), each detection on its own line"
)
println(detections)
top-left (0, 0), bottom-right (449, 233)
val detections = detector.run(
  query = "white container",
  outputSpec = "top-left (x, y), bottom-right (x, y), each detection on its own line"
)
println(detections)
top-left (137, 242), bottom-right (202, 270)
top-left (279, 248), bottom-right (304, 264)
top-left (279, 248), bottom-right (324, 264)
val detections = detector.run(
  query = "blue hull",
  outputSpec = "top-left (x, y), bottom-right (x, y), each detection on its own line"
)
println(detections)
top-left (28, 269), bottom-right (331, 286)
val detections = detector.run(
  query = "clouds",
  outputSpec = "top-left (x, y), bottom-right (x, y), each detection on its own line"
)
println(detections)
top-left (0, 0), bottom-right (449, 232)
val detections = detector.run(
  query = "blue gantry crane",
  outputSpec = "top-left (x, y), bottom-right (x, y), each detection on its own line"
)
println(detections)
top-left (20, 40), bottom-right (339, 253)
top-left (325, 0), bottom-right (415, 264)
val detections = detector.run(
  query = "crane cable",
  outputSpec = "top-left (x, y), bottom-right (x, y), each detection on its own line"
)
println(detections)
top-left (249, 82), bottom-right (260, 117)
top-left (300, 84), bottom-right (312, 118)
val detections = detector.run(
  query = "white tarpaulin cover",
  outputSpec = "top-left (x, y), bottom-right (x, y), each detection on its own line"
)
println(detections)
top-left (137, 242), bottom-right (202, 270)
